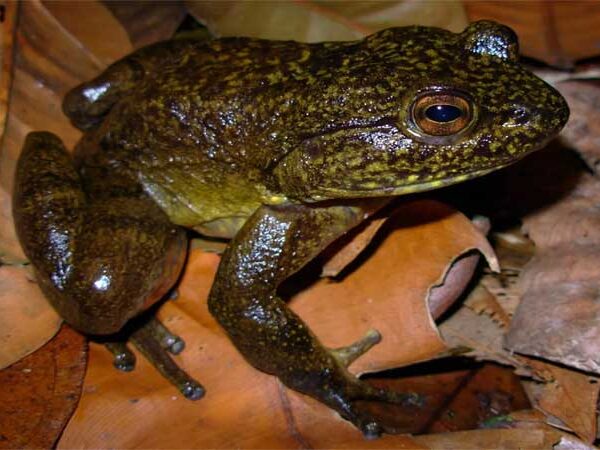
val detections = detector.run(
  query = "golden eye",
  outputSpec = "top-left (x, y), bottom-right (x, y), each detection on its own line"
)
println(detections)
top-left (411, 93), bottom-right (473, 136)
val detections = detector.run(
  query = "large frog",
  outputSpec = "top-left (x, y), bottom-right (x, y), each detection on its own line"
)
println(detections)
top-left (13, 21), bottom-right (568, 437)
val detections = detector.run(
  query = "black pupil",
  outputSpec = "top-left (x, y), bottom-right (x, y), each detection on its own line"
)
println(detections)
top-left (425, 104), bottom-right (462, 123)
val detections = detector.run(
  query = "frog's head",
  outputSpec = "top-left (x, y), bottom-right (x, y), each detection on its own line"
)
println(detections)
top-left (272, 21), bottom-right (569, 201)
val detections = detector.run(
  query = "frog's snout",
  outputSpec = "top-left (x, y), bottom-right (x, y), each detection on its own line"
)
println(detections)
top-left (531, 92), bottom-right (570, 139)
top-left (505, 86), bottom-right (569, 144)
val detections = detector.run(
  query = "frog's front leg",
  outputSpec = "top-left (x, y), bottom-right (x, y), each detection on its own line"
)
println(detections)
top-left (208, 202), bottom-right (416, 438)
top-left (13, 131), bottom-right (203, 399)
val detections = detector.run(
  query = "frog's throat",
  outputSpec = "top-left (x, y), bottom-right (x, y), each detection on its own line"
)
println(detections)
top-left (311, 164), bottom-right (506, 200)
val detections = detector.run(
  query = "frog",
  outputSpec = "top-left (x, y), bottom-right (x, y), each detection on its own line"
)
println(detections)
top-left (13, 20), bottom-right (568, 438)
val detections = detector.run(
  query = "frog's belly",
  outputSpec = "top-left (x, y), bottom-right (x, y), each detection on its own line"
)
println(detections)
top-left (193, 216), bottom-right (248, 239)
top-left (137, 163), bottom-right (285, 237)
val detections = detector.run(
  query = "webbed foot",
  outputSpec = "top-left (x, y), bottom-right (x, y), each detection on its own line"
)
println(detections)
top-left (105, 341), bottom-right (136, 372)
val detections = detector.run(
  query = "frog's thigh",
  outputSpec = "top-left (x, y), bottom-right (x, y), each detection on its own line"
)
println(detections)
top-left (13, 132), bottom-right (187, 335)
top-left (208, 203), bottom-right (413, 437)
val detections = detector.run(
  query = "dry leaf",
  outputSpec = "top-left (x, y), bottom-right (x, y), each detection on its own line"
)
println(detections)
top-left (187, 0), bottom-right (467, 41)
top-left (41, 0), bottom-right (133, 64)
top-left (99, 1), bottom-right (187, 49)
top-left (557, 80), bottom-right (600, 175)
top-left (524, 359), bottom-right (600, 444)
top-left (58, 199), bottom-right (496, 448)
top-left (0, 265), bottom-right (62, 369)
top-left (415, 428), bottom-right (565, 450)
top-left (321, 216), bottom-right (387, 278)
top-left (506, 173), bottom-right (600, 375)
top-left (438, 296), bottom-right (533, 376)
top-left (0, 325), bottom-right (86, 449)
top-left (0, 0), bottom-right (17, 140)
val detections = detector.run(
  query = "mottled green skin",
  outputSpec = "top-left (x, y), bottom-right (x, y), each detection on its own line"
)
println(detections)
top-left (13, 21), bottom-right (568, 436)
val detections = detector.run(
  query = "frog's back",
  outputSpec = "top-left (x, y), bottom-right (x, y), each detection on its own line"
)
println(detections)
top-left (70, 37), bottom-right (339, 233)
top-left (71, 35), bottom-right (373, 232)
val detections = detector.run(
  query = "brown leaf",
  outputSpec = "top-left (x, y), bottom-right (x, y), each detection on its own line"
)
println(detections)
top-left (321, 216), bottom-right (387, 278)
top-left (438, 295), bottom-right (533, 376)
top-left (101, 1), bottom-right (187, 49)
top-left (0, 0), bottom-right (18, 142)
top-left (41, 0), bottom-right (133, 64)
top-left (506, 174), bottom-right (600, 374)
top-left (0, 324), bottom-right (87, 449)
top-left (186, 0), bottom-right (467, 41)
top-left (525, 359), bottom-right (600, 443)
top-left (557, 80), bottom-right (600, 175)
top-left (415, 428), bottom-right (565, 450)
top-left (292, 200), bottom-right (497, 375)
top-left (58, 200), bottom-right (495, 448)
top-left (0, 265), bottom-right (62, 369)
top-left (464, 284), bottom-right (511, 329)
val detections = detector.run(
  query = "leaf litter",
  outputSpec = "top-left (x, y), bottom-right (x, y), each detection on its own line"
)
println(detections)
top-left (2, 1), bottom-right (600, 448)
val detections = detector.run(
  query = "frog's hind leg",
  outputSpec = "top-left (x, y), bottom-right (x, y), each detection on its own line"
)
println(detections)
top-left (209, 202), bottom-right (420, 438)
top-left (13, 131), bottom-right (202, 399)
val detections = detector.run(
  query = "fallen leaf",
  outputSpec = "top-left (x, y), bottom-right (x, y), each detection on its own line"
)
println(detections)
top-left (438, 296), bottom-right (533, 376)
top-left (58, 199), bottom-right (496, 448)
top-left (187, 0), bottom-right (468, 41)
top-left (524, 359), bottom-right (600, 444)
top-left (0, 264), bottom-right (62, 369)
top-left (414, 428), bottom-right (565, 450)
top-left (557, 80), bottom-right (600, 175)
top-left (0, 324), bottom-right (87, 449)
top-left (0, 0), bottom-right (17, 141)
top-left (506, 173), bottom-right (600, 375)
top-left (464, 284), bottom-right (511, 329)
top-left (42, 0), bottom-right (133, 64)
top-left (321, 216), bottom-right (387, 278)
top-left (101, 1), bottom-right (187, 49)
top-left (553, 436), bottom-right (597, 450)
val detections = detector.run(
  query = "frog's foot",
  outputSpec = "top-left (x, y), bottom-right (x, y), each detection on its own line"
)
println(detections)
top-left (326, 377), bottom-right (423, 439)
top-left (105, 341), bottom-right (136, 372)
top-left (322, 332), bottom-right (422, 438)
top-left (330, 329), bottom-right (381, 368)
top-left (145, 317), bottom-right (186, 355)
top-left (131, 318), bottom-right (205, 400)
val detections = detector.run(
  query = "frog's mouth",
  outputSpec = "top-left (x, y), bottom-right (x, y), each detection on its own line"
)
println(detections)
top-left (308, 163), bottom-right (508, 201)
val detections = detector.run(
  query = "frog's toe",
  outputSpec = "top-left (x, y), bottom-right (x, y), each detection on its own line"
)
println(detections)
top-left (330, 329), bottom-right (381, 368)
top-left (337, 399), bottom-right (403, 438)
top-left (329, 379), bottom-right (423, 437)
top-left (132, 319), bottom-right (205, 401)
top-left (105, 342), bottom-right (136, 372)
top-left (164, 335), bottom-right (185, 355)
top-left (180, 380), bottom-right (205, 400)
top-left (351, 380), bottom-right (423, 407)
top-left (145, 317), bottom-right (186, 355)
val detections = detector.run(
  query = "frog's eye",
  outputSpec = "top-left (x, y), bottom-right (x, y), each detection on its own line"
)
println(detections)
top-left (411, 93), bottom-right (473, 137)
